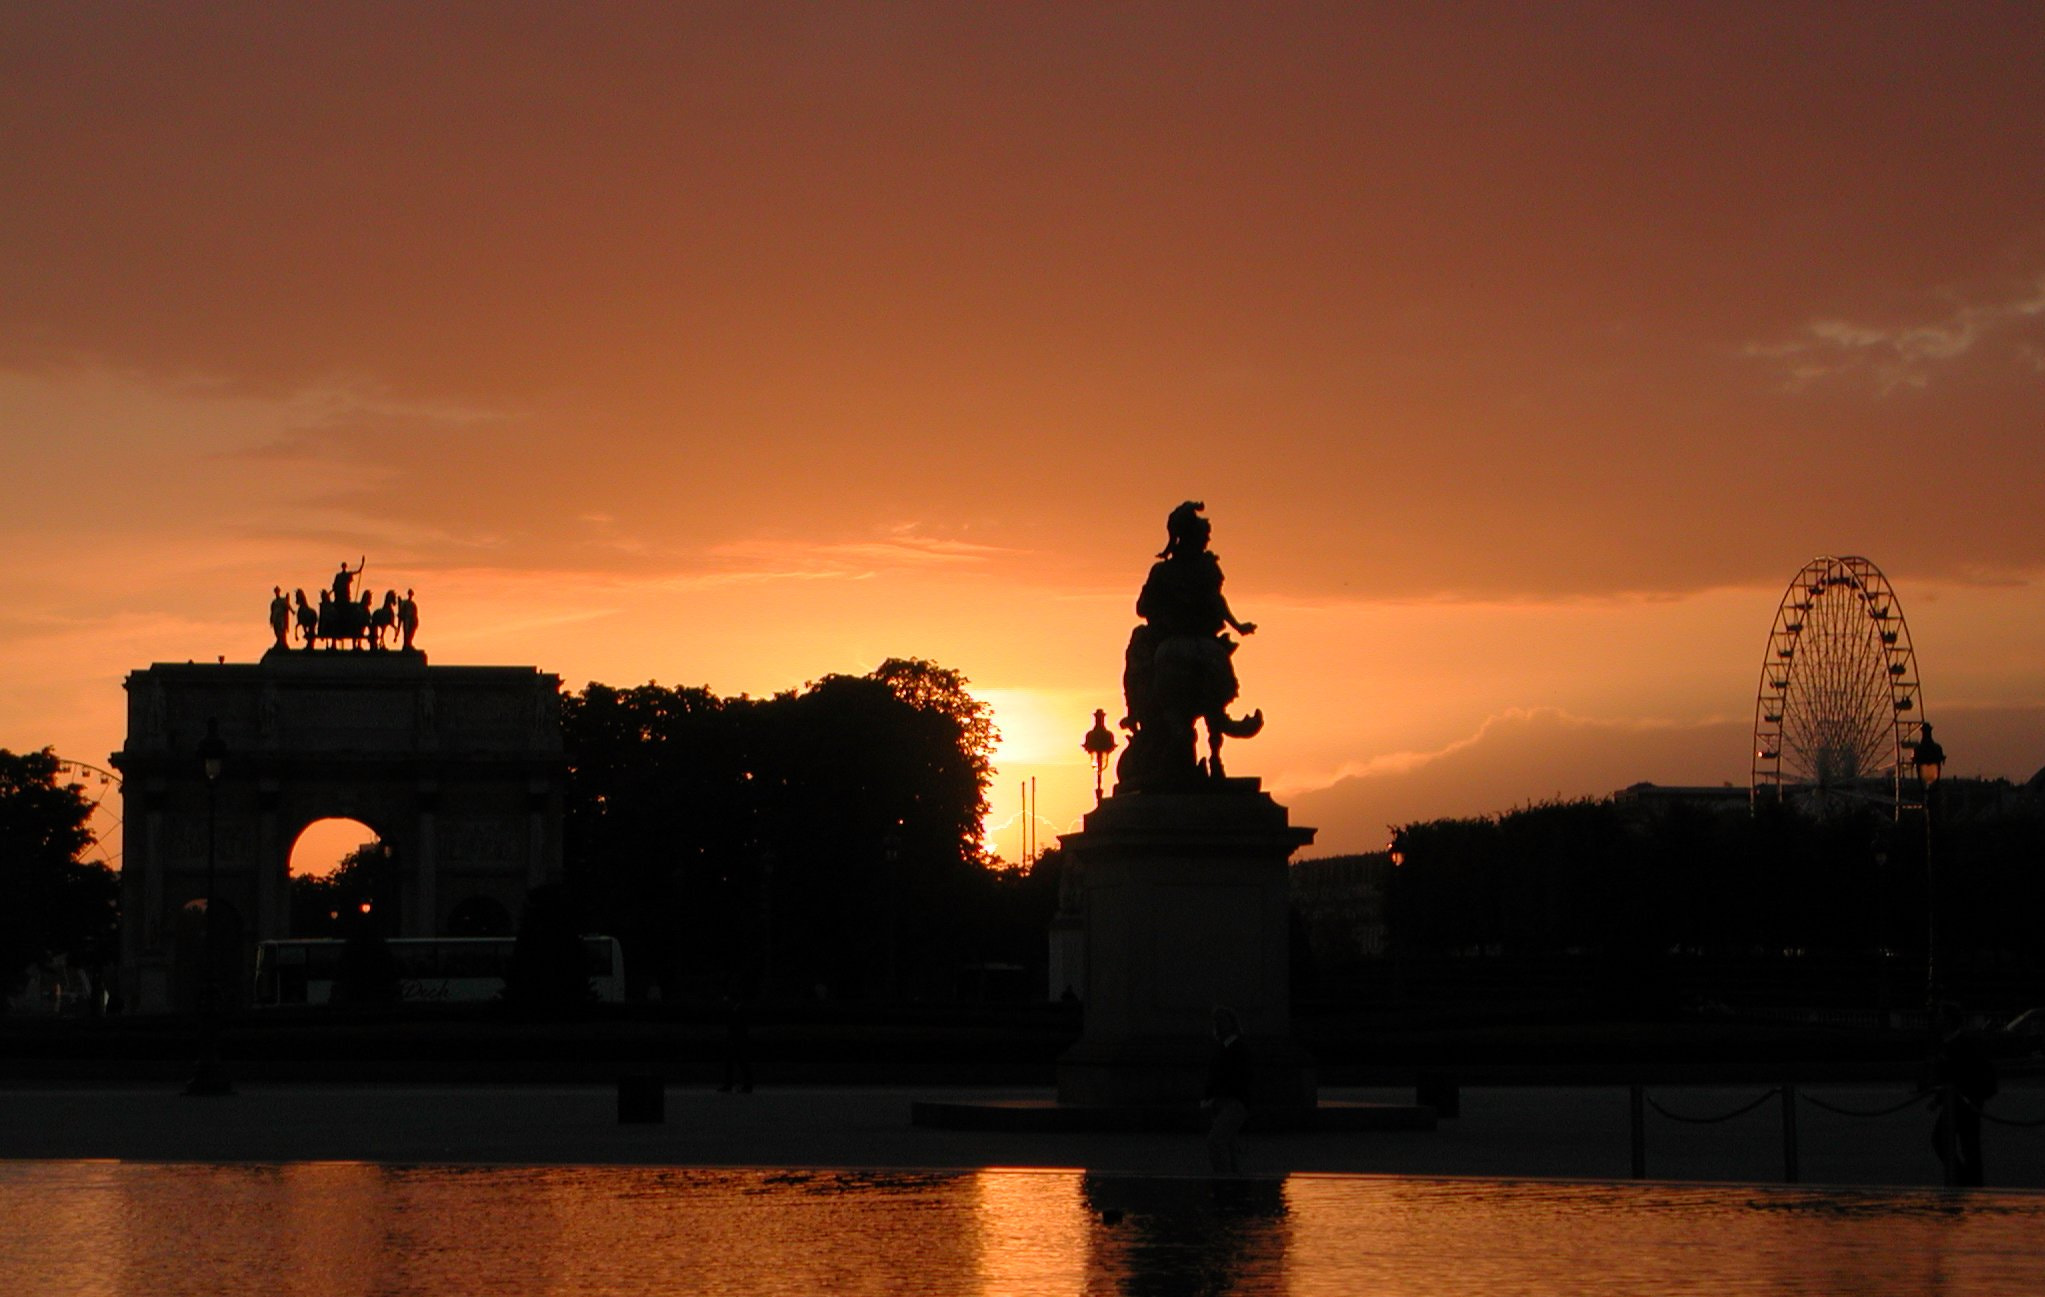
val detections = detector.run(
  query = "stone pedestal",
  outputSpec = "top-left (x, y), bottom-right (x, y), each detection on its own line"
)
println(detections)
top-left (1056, 780), bottom-right (1316, 1111)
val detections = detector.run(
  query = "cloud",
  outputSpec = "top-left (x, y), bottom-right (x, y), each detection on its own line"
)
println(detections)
top-left (705, 528), bottom-right (1024, 582)
top-left (1747, 276), bottom-right (2045, 393)
top-left (1280, 708), bottom-right (1752, 854)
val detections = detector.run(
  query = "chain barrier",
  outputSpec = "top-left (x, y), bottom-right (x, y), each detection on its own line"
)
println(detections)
top-left (1799, 1089), bottom-right (1931, 1119)
top-left (1643, 1088), bottom-right (1782, 1124)
top-left (1975, 1099), bottom-right (2045, 1129)
top-left (1613, 1080), bottom-right (2043, 1183)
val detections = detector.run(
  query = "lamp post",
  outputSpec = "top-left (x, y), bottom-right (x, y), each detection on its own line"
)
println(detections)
top-left (1913, 723), bottom-right (1946, 1007)
top-left (185, 718), bottom-right (232, 1096)
top-left (1082, 709), bottom-right (1118, 805)
top-left (1872, 839), bottom-right (1891, 1021)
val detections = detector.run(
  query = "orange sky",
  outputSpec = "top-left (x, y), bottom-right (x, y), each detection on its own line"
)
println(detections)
top-left (4, 3), bottom-right (2044, 868)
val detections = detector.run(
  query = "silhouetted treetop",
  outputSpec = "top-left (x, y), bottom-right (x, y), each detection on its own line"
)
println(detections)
top-left (0, 748), bottom-right (116, 1000)
top-left (557, 659), bottom-right (1003, 998)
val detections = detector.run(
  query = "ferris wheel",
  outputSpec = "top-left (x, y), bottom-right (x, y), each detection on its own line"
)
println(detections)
top-left (53, 756), bottom-right (123, 870)
top-left (1751, 555), bottom-right (1928, 814)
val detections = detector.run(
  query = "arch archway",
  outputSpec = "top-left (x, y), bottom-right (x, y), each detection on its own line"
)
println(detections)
top-left (113, 654), bottom-right (565, 1012)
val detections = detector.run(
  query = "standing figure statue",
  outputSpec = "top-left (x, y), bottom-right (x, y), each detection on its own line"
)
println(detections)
top-left (268, 586), bottom-right (291, 650)
top-left (333, 556), bottom-right (365, 605)
top-left (268, 560), bottom-right (415, 652)
top-left (1116, 501), bottom-right (1264, 791)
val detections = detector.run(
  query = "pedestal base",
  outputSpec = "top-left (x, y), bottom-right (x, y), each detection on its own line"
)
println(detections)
top-left (1054, 782), bottom-right (1315, 1110)
top-left (1058, 1034), bottom-right (1318, 1111)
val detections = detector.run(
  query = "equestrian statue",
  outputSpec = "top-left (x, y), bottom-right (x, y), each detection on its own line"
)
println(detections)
top-left (1116, 501), bottom-right (1265, 792)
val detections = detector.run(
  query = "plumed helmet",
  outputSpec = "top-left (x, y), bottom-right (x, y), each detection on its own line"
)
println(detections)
top-left (1159, 500), bottom-right (1209, 558)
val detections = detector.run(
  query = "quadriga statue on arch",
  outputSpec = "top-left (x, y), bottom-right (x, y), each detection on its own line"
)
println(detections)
top-left (1116, 501), bottom-right (1264, 791)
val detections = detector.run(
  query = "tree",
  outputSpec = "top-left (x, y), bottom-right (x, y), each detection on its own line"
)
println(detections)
top-left (289, 842), bottom-right (385, 938)
top-left (0, 748), bottom-right (117, 1005)
top-left (504, 882), bottom-right (594, 1008)
top-left (558, 659), bottom-right (1003, 1000)
top-left (560, 682), bottom-right (753, 995)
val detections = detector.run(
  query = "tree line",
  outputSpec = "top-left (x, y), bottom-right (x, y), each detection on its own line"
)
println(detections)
top-left (1368, 785), bottom-right (2045, 1006)
top-left (0, 749), bottom-right (119, 1008)
top-left (557, 658), bottom-right (1054, 1002)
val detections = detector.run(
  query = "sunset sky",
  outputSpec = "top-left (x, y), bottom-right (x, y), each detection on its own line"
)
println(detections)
top-left (5, 3), bottom-right (2043, 869)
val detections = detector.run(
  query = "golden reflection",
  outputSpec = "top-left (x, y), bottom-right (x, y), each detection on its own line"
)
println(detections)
top-left (0, 1164), bottom-right (2041, 1297)
top-left (0, 1163), bottom-right (121, 1297)
top-left (969, 1169), bottom-right (1087, 1295)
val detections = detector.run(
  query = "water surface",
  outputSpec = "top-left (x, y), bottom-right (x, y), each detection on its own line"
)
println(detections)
top-left (4, 1163), bottom-right (2041, 1296)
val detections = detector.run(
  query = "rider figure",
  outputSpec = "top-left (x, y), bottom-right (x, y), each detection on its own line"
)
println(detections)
top-left (1138, 503), bottom-right (1256, 642)
top-left (1118, 502), bottom-right (1263, 788)
top-left (333, 556), bottom-right (365, 605)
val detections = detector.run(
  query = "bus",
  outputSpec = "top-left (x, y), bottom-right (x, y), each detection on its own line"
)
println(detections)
top-left (253, 935), bottom-right (625, 1006)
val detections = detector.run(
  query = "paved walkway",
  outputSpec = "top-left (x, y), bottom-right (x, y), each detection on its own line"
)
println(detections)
top-left (4, 1082), bottom-right (2042, 1188)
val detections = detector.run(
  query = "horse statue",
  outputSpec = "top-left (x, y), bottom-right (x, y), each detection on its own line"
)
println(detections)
top-left (293, 590), bottom-right (318, 649)
top-left (273, 561), bottom-right (420, 652)
top-left (314, 585), bottom-right (371, 648)
top-left (370, 591), bottom-right (398, 649)
top-left (1115, 501), bottom-right (1265, 791)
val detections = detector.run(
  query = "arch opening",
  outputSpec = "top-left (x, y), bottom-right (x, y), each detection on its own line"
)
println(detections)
top-left (288, 817), bottom-right (390, 938)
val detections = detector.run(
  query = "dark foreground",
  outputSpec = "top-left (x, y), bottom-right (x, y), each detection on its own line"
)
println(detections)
top-left (4, 1080), bottom-right (2042, 1189)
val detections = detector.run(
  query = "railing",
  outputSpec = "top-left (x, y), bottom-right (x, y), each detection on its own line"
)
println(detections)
top-left (1620, 1082), bottom-right (2045, 1184)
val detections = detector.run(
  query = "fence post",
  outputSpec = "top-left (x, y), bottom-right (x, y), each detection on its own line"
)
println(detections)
top-left (1781, 1084), bottom-right (1799, 1183)
top-left (1630, 1084), bottom-right (1646, 1180)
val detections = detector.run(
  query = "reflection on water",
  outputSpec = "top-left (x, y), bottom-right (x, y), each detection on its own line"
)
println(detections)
top-left (2, 1163), bottom-right (2042, 1296)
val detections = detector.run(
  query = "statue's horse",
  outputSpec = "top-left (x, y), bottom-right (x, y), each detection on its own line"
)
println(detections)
top-left (1119, 626), bottom-right (1264, 786)
top-left (315, 593), bottom-right (371, 648)
top-left (370, 592), bottom-right (398, 649)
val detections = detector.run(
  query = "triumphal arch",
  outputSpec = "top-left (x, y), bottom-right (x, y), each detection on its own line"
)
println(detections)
top-left (113, 577), bottom-right (564, 1011)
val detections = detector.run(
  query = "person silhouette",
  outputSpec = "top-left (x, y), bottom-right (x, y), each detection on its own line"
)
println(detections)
top-left (1204, 1006), bottom-right (1252, 1173)
top-left (398, 588), bottom-right (419, 650)
top-left (1931, 1003), bottom-right (1997, 1186)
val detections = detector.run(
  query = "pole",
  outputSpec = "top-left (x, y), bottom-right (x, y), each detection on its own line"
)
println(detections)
top-left (1924, 785), bottom-right (1938, 1006)
top-left (1781, 1084), bottom-right (1800, 1183)
top-left (1630, 1084), bottom-right (1647, 1179)
top-left (185, 752), bottom-right (232, 1096)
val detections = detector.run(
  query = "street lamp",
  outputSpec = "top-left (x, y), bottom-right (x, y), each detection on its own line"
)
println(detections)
top-left (1913, 724), bottom-right (1946, 1007)
top-left (1082, 709), bottom-right (1118, 805)
top-left (186, 718), bottom-right (232, 1096)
